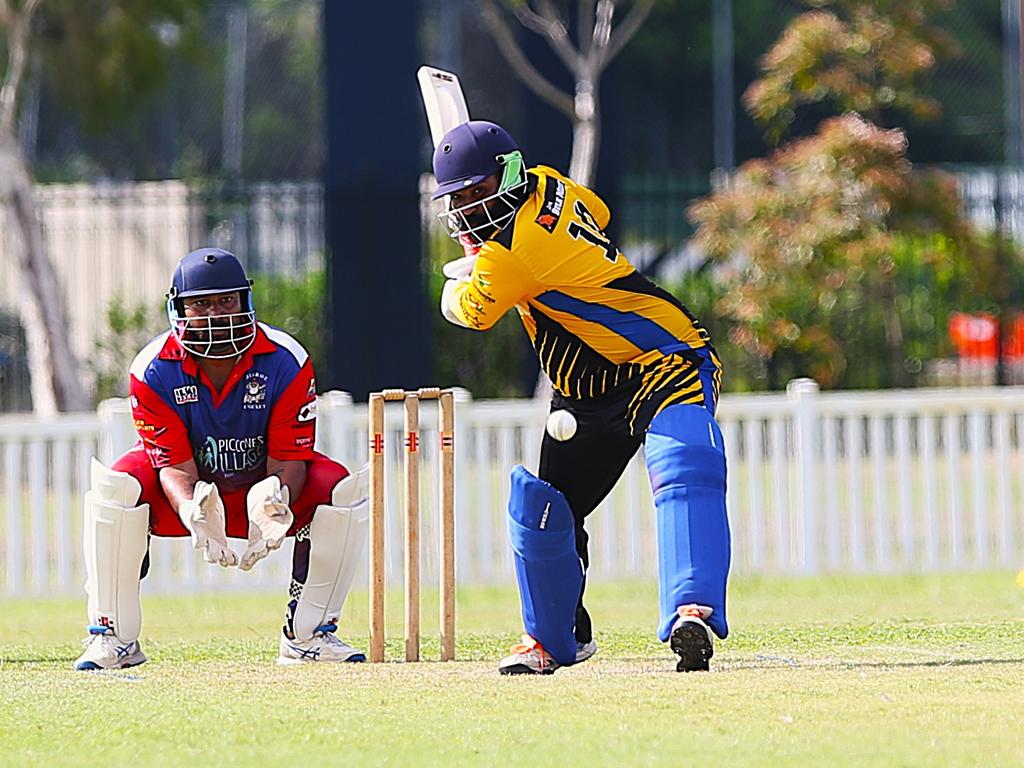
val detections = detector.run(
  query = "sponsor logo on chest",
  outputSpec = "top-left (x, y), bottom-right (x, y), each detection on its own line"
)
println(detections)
top-left (198, 434), bottom-right (266, 475)
top-left (173, 385), bottom-right (199, 405)
top-left (535, 179), bottom-right (565, 233)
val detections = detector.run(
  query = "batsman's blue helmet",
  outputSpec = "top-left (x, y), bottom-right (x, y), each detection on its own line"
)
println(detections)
top-left (431, 120), bottom-right (520, 199)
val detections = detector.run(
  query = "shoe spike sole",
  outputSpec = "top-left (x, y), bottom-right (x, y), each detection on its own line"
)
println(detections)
top-left (670, 622), bottom-right (713, 672)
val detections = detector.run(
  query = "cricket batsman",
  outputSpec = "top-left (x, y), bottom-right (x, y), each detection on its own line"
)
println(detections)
top-left (433, 121), bottom-right (731, 674)
top-left (74, 248), bottom-right (367, 670)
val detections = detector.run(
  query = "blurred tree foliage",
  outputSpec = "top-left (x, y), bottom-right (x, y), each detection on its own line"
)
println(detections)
top-left (34, 0), bottom-right (320, 181)
top-left (744, 0), bottom-right (958, 143)
top-left (690, 115), bottom-right (1020, 389)
top-left (687, 0), bottom-right (1023, 391)
top-left (37, 0), bottom-right (210, 131)
top-left (90, 297), bottom-right (165, 401)
top-left (32, 0), bottom-right (212, 180)
top-left (250, 269), bottom-right (326, 372)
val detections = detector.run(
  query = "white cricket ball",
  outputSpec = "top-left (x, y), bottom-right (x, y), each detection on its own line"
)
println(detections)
top-left (545, 409), bottom-right (578, 441)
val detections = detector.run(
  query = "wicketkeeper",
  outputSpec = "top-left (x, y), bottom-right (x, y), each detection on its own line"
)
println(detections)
top-left (75, 248), bottom-right (368, 670)
top-left (433, 121), bottom-right (731, 674)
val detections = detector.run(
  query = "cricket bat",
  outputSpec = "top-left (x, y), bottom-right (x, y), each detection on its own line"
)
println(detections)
top-left (417, 66), bottom-right (470, 148)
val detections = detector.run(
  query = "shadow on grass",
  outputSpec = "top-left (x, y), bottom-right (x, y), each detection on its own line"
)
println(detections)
top-left (713, 655), bottom-right (1024, 671)
top-left (1, 655), bottom-right (74, 664)
top-left (840, 657), bottom-right (1024, 670)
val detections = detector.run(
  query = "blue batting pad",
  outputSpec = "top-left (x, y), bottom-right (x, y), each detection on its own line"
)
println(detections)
top-left (645, 404), bottom-right (731, 641)
top-left (507, 465), bottom-right (583, 666)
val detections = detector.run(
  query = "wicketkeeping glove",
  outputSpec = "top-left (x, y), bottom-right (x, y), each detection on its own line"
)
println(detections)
top-left (240, 475), bottom-right (293, 571)
top-left (179, 481), bottom-right (238, 568)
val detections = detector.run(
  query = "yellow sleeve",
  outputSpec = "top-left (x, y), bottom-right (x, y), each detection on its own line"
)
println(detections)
top-left (573, 183), bottom-right (611, 230)
top-left (446, 243), bottom-right (538, 331)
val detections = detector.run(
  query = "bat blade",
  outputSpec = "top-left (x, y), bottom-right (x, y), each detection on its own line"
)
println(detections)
top-left (417, 66), bottom-right (470, 148)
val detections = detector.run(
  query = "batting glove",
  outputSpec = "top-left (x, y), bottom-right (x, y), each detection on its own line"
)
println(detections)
top-left (442, 254), bottom-right (477, 280)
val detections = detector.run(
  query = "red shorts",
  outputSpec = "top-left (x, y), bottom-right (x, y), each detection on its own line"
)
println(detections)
top-left (112, 443), bottom-right (349, 539)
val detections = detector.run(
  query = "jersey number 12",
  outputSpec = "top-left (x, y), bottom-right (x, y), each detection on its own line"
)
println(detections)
top-left (567, 200), bottom-right (618, 262)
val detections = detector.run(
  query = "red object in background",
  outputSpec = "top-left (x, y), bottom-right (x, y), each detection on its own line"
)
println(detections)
top-left (1002, 314), bottom-right (1024, 360)
top-left (948, 312), bottom-right (998, 360)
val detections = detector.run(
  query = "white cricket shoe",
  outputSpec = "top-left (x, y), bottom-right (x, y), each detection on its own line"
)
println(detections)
top-left (73, 632), bottom-right (147, 671)
top-left (575, 639), bottom-right (598, 664)
top-left (277, 623), bottom-right (366, 665)
top-left (498, 634), bottom-right (560, 675)
top-left (669, 604), bottom-right (715, 672)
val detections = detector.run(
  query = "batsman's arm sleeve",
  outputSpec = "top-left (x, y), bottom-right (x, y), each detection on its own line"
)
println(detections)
top-left (267, 359), bottom-right (317, 461)
top-left (442, 243), bottom-right (538, 331)
top-left (129, 375), bottom-right (193, 468)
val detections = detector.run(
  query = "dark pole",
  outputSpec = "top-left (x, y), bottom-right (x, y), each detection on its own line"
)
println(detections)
top-left (995, 171), bottom-right (1007, 386)
top-left (1004, 0), bottom-right (1023, 166)
top-left (323, 1), bottom-right (428, 399)
top-left (712, 0), bottom-right (735, 171)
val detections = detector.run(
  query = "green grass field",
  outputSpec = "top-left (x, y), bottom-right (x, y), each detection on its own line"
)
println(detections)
top-left (2, 572), bottom-right (1024, 767)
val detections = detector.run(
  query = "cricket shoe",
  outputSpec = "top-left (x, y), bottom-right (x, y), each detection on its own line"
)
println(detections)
top-left (73, 629), bottom-right (147, 671)
top-left (498, 634), bottom-right (560, 675)
top-left (277, 623), bottom-right (366, 665)
top-left (575, 639), bottom-right (598, 664)
top-left (669, 604), bottom-right (715, 672)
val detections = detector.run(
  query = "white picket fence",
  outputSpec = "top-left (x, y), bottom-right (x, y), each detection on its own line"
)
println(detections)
top-left (2, 381), bottom-right (1024, 598)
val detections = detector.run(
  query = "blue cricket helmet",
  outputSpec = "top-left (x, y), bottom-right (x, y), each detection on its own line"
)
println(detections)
top-left (166, 248), bottom-right (257, 359)
top-left (168, 247), bottom-right (253, 304)
top-left (431, 120), bottom-right (521, 200)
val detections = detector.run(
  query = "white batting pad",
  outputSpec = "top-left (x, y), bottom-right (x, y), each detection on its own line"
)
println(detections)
top-left (292, 502), bottom-right (368, 641)
top-left (83, 461), bottom-right (149, 643)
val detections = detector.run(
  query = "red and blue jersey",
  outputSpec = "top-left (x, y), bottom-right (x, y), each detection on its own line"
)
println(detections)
top-left (128, 323), bottom-right (318, 490)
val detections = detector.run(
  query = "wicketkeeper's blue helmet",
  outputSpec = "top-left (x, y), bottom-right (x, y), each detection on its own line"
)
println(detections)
top-left (166, 248), bottom-right (256, 359)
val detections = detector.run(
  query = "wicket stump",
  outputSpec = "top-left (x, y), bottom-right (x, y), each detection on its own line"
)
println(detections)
top-left (368, 387), bottom-right (456, 662)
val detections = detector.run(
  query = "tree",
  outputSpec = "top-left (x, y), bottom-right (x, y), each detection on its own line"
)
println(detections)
top-left (688, 0), bottom-right (1014, 390)
top-left (479, 0), bottom-right (655, 186)
top-left (0, 0), bottom-right (207, 413)
top-left (743, 0), bottom-right (958, 144)
top-left (690, 114), bottom-right (1016, 388)
top-left (0, 0), bottom-right (85, 414)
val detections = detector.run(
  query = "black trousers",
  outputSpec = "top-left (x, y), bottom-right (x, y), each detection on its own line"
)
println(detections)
top-left (537, 392), bottom-right (642, 644)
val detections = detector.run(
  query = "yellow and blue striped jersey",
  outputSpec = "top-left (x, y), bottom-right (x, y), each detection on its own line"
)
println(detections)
top-left (445, 166), bottom-right (722, 434)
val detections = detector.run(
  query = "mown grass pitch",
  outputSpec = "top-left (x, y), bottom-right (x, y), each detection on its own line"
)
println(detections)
top-left (2, 572), bottom-right (1023, 767)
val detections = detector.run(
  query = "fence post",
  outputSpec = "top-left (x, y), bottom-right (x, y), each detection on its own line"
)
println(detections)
top-left (787, 378), bottom-right (820, 574)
